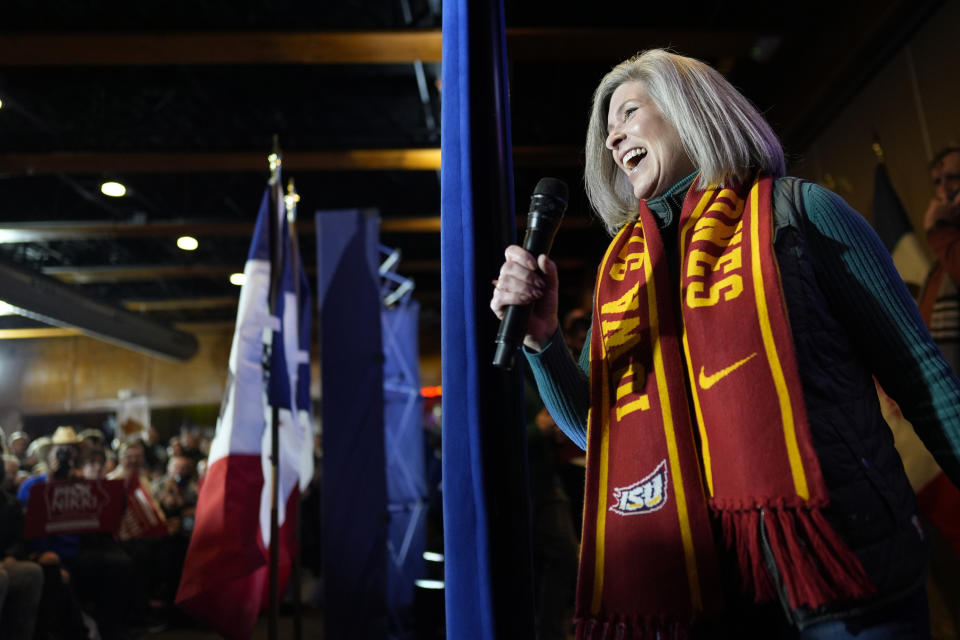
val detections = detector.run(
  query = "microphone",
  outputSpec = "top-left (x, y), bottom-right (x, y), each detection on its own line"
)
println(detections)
top-left (493, 177), bottom-right (569, 369)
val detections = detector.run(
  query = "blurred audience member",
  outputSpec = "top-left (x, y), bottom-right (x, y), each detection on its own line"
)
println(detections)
top-left (19, 427), bottom-right (134, 640)
top-left (178, 428), bottom-right (204, 463)
top-left (0, 452), bottom-right (42, 640)
top-left (167, 437), bottom-right (184, 461)
top-left (104, 448), bottom-right (118, 476)
top-left (77, 428), bottom-right (105, 460)
top-left (23, 437), bottom-right (50, 474)
top-left (80, 448), bottom-right (107, 481)
top-left (110, 439), bottom-right (169, 630)
top-left (197, 433), bottom-right (211, 459)
top-left (107, 439), bottom-right (149, 489)
top-left (143, 427), bottom-right (168, 479)
top-left (1, 456), bottom-right (20, 498)
top-left (153, 456), bottom-right (198, 533)
top-left (147, 455), bottom-right (198, 619)
top-left (562, 308), bottom-right (590, 356)
top-left (6, 433), bottom-right (28, 464)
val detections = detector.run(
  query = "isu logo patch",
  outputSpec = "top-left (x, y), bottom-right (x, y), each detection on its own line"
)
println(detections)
top-left (609, 460), bottom-right (668, 516)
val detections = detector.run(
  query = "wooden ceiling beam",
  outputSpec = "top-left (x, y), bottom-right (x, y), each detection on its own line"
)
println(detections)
top-left (0, 149), bottom-right (442, 175)
top-left (0, 327), bottom-right (80, 339)
top-left (0, 29), bottom-right (760, 67)
top-left (43, 265), bottom-right (243, 283)
top-left (0, 31), bottom-right (443, 65)
top-left (121, 297), bottom-right (238, 312)
top-left (0, 321), bottom-right (236, 340)
top-left (0, 217), bottom-right (445, 242)
top-left (0, 146), bottom-right (589, 175)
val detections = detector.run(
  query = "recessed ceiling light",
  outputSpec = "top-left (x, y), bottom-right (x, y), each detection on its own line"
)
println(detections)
top-left (177, 236), bottom-right (199, 251)
top-left (100, 181), bottom-right (126, 197)
top-left (0, 98), bottom-right (4, 110)
top-left (229, 273), bottom-right (246, 286)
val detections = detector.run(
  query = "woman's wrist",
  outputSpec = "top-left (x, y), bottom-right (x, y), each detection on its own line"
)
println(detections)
top-left (523, 320), bottom-right (559, 352)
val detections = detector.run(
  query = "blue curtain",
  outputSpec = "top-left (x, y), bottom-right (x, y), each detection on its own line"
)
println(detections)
top-left (440, 0), bottom-right (535, 638)
top-left (317, 209), bottom-right (387, 639)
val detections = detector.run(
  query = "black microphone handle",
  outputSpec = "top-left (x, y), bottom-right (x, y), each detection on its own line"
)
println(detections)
top-left (492, 303), bottom-right (531, 370)
top-left (492, 212), bottom-right (563, 369)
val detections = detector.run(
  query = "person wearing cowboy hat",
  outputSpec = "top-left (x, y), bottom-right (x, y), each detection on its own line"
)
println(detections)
top-left (18, 426), bottom-right (134, 640)
top-left (6, 433), bottom-right (27, 462)
top-left (22, 437), bottom-right (50, 474)
top-left (47, 427), bottom-right (81, 482)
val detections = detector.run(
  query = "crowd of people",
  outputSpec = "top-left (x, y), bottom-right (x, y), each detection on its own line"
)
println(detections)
top-left (0, 420), bottom-right (210, 640)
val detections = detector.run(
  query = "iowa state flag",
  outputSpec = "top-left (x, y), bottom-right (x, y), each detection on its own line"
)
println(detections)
top-left (175, 180), bottom-right (313, 639)
top-left (872, 162), bottom-right (931, 292)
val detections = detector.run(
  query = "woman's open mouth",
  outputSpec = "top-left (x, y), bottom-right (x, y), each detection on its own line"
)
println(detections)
top-left (623, 147), bottom-right (647, 171)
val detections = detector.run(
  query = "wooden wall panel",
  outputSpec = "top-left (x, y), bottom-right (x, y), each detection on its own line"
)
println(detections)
top-left (70, 339), bottom-right (151, 409)
top-left (0, 339), bottom-right (75, 411)
top-left (0, 321), bottom-right (436, 416)
top-left (0, 329), bottom-right (231, 415)
top-left (148, 327), bottom-right (230, 407)
top-left (0, 341), bottom-right (34, 408)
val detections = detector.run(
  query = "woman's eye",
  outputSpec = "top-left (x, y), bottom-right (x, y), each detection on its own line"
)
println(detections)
top-left (624, 107), bottom-right (637, 119)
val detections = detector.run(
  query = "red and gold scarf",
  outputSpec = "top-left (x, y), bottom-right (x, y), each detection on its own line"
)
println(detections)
top-left (576, 175), bottom-right (873, 638)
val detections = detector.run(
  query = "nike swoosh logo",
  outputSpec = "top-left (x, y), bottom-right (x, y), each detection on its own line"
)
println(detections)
top-left (698, 352), bottom-right (758, 390)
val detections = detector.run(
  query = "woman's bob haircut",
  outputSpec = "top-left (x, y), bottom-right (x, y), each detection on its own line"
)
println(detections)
top-left (585, 49), bottom-right (785, 234)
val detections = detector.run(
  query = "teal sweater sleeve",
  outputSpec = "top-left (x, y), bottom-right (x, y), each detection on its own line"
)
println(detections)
top-left (799, 181), bottom-right (960, 483)
top-left (524, 328), bottom-right (590, 450)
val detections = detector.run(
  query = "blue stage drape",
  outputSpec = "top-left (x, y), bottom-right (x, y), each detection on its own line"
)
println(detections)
top-left (383, 301), bottom-right (427, 627)
top-left (441, 0), bottom-right (536, 638)
top-left (317, 209), bottom-right (387, 639)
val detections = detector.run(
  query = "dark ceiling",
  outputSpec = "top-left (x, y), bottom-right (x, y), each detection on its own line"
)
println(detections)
top-left (0, 0), bottom-right (945, 353)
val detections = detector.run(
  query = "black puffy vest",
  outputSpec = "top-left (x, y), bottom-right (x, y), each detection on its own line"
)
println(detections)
top-left (771, 177), bottom-right (927, 627)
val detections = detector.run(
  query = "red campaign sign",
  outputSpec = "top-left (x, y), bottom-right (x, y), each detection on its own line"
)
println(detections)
top-left (23, 478), bottom-right (125, 539)
top-left (117, 477), bottom-right (167, 540)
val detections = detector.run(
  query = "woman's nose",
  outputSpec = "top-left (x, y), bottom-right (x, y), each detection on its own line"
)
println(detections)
top-left (606, 127), bottom-right (624, 151)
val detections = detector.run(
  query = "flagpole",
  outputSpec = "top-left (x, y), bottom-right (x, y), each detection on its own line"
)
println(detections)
top-left (284, 177), bottom-right (303, 640)
top-left (872, 132), bottom-right (885, 164)
top-left (266, 138), bottom-right (282, 640)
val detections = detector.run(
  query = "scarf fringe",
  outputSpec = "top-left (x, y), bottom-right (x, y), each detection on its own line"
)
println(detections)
top-left (574, 615), bottom-right (689, 640)
top-left (719, 508), bottom-right (776, 602)
top-left (717, 503), bottom-right (874, 610)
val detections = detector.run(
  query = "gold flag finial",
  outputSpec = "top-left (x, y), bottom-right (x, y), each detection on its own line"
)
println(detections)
top-left (268, 134), bottom-right (282, 184)
top-left (284, 177), bottom-right (300, 222)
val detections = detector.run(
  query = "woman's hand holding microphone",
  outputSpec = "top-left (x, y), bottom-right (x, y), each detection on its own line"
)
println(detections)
top-left (490, 245), bottom-right (560, 352)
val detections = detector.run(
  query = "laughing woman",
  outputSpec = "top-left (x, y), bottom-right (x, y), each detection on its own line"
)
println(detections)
top-left (491, 49), bottom-right (960, 639)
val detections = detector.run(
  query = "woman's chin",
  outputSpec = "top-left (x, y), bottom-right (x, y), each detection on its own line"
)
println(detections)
top-left (631, 175), bottom-right (658, 201)
top-left (633, 185), bottom-right (655, 201)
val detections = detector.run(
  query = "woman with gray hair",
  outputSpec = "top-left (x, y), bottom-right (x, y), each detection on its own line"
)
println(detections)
top-left (491, 49), bottom-right (960, 638)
